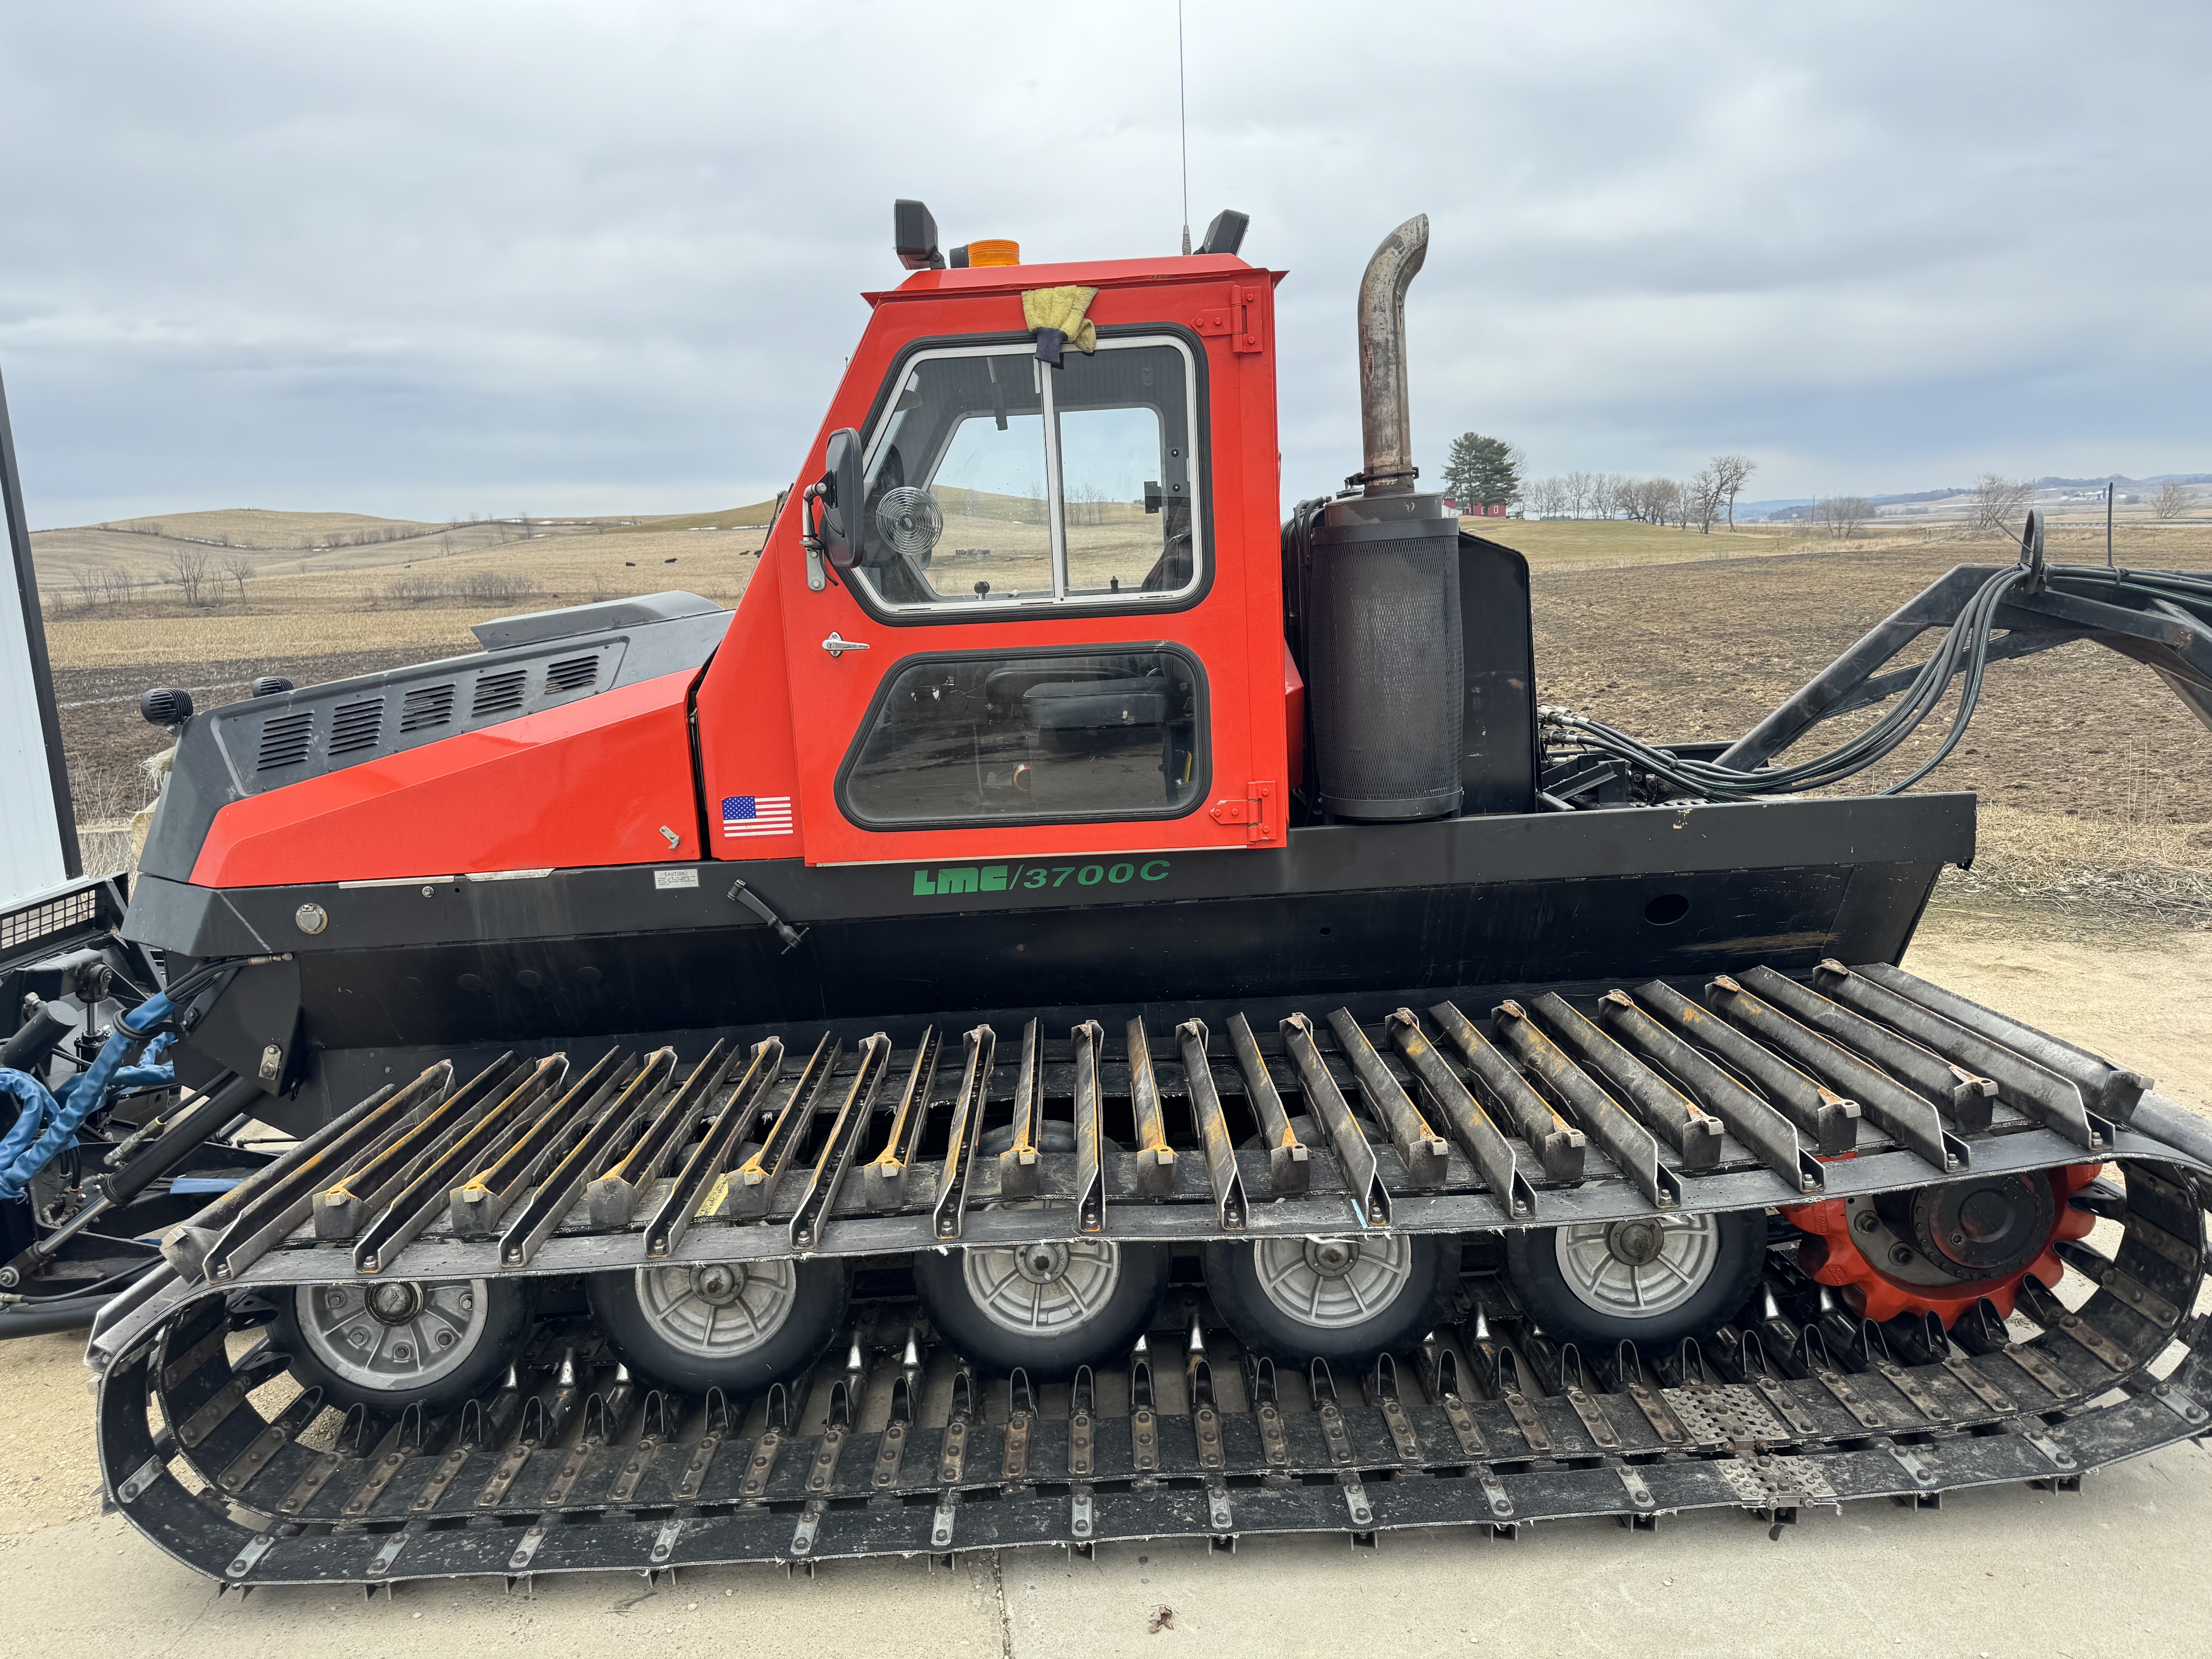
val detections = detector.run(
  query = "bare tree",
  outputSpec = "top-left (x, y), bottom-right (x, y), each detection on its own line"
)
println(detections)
top-left (69, 567), bottom-right (106, 612)
top-left (1968, 473), bottom-right (2034, 537)
top-left (2152, 479), bottom-right (2191, 520)
top-left (166, 547), bottom-right (214, 607)
top-left (220, 553), bottom-right (254, 603)
top-left (1709, 454), bottom-right (1757, 529)
top-left (1687, 467), bottom-right (1725, 533)
top-left (1818, 495), bottom-right (1874, 539)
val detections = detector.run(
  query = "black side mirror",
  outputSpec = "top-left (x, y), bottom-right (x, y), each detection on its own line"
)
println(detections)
top-left (821, 430), bottom-right (864, 571)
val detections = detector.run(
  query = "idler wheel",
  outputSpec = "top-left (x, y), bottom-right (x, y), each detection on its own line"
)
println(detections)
top-left (1785, 1164), bottom-right (2100, 1326)
top-left (277, 1275), bottom-right (529, 1411)
top-left (589, 1258), bottom-right (848, 1395)
top-left (1502, 1209), bottom-right (1768, 1349)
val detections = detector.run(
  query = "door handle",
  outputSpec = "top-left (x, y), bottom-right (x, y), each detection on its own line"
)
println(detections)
top-left (822, 632), bottom-right (870, 658)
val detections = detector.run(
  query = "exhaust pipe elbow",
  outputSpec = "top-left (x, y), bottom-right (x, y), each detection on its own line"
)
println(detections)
top-left (1355, 213), bottom-right (1429, 496)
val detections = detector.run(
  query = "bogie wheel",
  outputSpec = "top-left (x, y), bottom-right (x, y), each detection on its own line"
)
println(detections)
top-left (588, 1259), bottom-right (848, 1395)
top-left (1201, 1232), bottom-right (1453, 1367)
top-left (913, 1238), bottom-right (1170, 1380)
top-left (914, 1118), bottom-right (1170, 1378)
top-left (277, 1276), bottom-right (529, 1412)
top-left (1503, 1210), bottom-right (1767, 1349)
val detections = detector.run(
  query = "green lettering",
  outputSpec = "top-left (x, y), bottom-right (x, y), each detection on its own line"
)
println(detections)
top-left (1024, 869), bottom-right (1047, 889)
top-left (939, 867), bottom-right (980, 895)
top-left (1140, 860), bottom-right (1170, 881)
top-left (981, 866), bottom-right (1009, 891)
top-left (1077, 864), bottom-right (1104, 886)
top-left (1052, 866), bottom-right (1075, 887)
top-left (912, 870), bottom-right (936, 896)
top-left (1107, 862), bottom-right (1134, 884)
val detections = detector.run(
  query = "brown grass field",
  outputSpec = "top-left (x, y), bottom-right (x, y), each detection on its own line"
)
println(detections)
top-left (30, 509), bottom-right (2212, 928)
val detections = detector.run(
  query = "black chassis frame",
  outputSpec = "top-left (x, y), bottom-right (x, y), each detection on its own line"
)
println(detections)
top-left (124, 789), bottom-right (1969, 1133)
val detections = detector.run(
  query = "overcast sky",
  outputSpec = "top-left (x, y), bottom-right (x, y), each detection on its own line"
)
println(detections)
top-left (3, 3), bottom-right (2207, 526)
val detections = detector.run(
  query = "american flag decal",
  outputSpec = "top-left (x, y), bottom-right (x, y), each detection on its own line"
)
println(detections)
top-left (721, 794), bottom-right (795, 838)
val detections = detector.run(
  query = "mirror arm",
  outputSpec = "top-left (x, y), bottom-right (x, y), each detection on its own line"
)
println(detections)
top-left (800, 479), bottom-right (836, 592)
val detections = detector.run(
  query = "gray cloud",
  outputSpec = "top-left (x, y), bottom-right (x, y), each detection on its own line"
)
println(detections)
top-left (4, 1), bottom-right (2207, 525)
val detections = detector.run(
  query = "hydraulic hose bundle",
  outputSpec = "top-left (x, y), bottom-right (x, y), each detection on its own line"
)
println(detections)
top-left (0, 994), bottom-right (176, 1202)
top-left (0, 952), bottom-right (251, 1204)
top-left (1542, 515), bottom-right (2212, 804)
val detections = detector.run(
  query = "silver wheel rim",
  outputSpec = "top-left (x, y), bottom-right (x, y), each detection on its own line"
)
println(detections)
top-left (296, 1278), bottom-right (489, 1392)
top-left (1251, 1235), bottom-right (1413, 1329)
top-left (1552, 1215), bottom-right (1721, 1319)
top-left (961, 1240), bottom-right (1122, 1336)
top-left (631, 1262), bottom-right (797, 1358)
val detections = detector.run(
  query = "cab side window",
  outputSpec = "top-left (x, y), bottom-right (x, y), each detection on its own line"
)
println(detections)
top-left (841, 649), bottom-right (1204, 826)
top-left (852, 338), bottom-right (1201, 613)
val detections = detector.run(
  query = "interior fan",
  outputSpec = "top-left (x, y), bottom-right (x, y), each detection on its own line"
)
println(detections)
top-left (874, 485), bottom-right (945, 563)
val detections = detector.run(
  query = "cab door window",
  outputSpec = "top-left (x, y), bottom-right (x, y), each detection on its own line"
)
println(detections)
top-left (853, 338), bottom-right (1201, 613)
top-left (839, 649), bottom-right (1204, 828)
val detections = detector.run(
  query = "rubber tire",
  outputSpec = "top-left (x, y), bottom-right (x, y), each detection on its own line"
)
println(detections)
top-left (587, 1259), bottom-right (850, 1396)
top-left (913, 1119), bottom-right (1168, 1379)
top-left (1202, 1232), bottom-right (1455, 1367)
top-left (276, 1277), bottom-right (531, 1413)
top-left (1502, 1209), bottom-right (1769, 1350)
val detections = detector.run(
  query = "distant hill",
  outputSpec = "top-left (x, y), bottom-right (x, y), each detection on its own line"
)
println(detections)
top-left (85, 508), bottom-right (444, 549)
top-left (609, 501), bottom-right (780, 534)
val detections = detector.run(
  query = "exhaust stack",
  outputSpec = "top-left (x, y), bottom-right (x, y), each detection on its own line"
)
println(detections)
top-left (1303, 213), bottom-right (1465, 823)
top-left (1355, 214), bottom-right (1428, 496)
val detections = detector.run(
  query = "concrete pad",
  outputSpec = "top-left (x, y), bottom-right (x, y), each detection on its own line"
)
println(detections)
top-left (994, 1440), bottom-right (2212, 1659)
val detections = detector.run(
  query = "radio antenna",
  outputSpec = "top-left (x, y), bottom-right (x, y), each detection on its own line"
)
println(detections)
top-left (1177, 0), bottom-right (1191, 254)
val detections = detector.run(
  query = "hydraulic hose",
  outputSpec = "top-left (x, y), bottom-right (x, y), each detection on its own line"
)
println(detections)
top-left (1543, 562), bottom-right (2029, 800)
top-left (0, 1287), bottom-right (130, 1338)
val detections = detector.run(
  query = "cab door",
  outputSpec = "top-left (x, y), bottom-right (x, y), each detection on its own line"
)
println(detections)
top-left (776, 325), bottom-right (1277, 869)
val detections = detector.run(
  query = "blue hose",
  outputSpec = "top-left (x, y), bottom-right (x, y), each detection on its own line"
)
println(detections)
top-left (0, 993), bottom-right (177, 1202)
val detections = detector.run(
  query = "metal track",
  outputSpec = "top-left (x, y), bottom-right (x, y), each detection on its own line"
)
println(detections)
top-left (84, 960), bottom-right (2212, 1587)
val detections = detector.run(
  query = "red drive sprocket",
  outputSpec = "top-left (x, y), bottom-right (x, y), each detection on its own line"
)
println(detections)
top-left (1784, 1164), bottom-right (2102, 1327)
